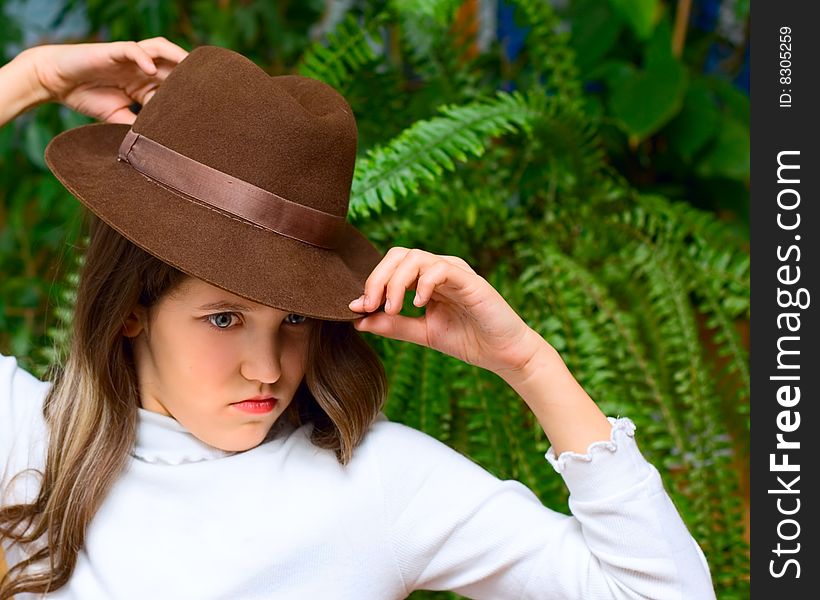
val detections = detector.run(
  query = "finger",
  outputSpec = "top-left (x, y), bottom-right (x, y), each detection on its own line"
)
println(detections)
top-left (440, 255), bottom-right (476, 274)
top-left (108, 41), bottom-right (157, 76)
top-left (136, 36), bottom-right (189, 64)
top-left (352, 247), bottom-right (413, 312)
top-left (354, 312), bottom-right (429, 347)
top-left (412, 260), bottom-right (452, 307)
top-left (384, 256), bottom-right (452, 315)
top-left (348, 248), bottom-right (473, 313)
top-left (141, 83), bottom-right (159, 105)
top-left (383, 255), bottom-right (431, 315)
top-left (150, 60), bottom-right (180, 82)
top-left (413, 259), bottom-right (480, 308)
top-left (78, 87), bottom-right (138, 123)
top-left (105, 105), bottom-right (137, 125)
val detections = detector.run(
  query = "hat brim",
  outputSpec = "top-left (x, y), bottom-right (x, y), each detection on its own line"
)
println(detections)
top-left (45, 123), bottom-right (384, 321)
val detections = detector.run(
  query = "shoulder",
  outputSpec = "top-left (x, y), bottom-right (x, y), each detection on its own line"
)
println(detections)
top-left (359, 413), bottom-right (464, 460)
top-left (0, 352), bottom-right (51, 503)
top-left (355, 413), bottom-right (501, 488)
top-left (0, 351), bottom-right (51, 426)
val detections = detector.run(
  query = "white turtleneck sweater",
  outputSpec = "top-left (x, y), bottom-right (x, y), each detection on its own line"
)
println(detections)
top-left (0, 352), bottom-right (716, 599)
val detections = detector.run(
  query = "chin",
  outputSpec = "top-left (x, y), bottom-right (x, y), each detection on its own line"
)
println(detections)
top-left (217, 428), bottom-right (272, 453)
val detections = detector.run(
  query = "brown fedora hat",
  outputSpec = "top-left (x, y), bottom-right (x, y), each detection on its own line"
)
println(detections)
top-left (44, 45), bottom-right (383, 321)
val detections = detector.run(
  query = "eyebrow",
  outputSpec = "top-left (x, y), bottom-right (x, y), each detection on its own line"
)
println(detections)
top-left (197, 301), bottom-right (257, 312)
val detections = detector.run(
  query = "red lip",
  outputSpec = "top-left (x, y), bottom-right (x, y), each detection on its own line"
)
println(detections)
top-left (231, 397), bottom-right (278, 414)
top-left (236, 395), bottom-right (278, 403)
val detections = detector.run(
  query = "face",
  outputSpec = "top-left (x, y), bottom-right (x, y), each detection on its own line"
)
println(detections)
top-left (123, 277), bottom-right (313, 452)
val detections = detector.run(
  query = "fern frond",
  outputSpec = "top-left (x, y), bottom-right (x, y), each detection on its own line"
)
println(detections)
top-left (508, 0), bottom-right (583, 100)
top-left (390, 0), bottom-right (482, 105)
top-left (298, 12), bottom-right (384, 91)
top-left (619, 240), bottom-right (747, 579)
top-left (517, 240), bottom-right (689, 461)
top-left (31, 237), bottom-right (86, 379)
top-left (610, 194), bottom-right (750, 431)
top-left (634, 194), bottom-right (750, 317)
top-left (350, 90), bottom-right (542, 218)
top-left (388, 0), bottom-right (462, 26)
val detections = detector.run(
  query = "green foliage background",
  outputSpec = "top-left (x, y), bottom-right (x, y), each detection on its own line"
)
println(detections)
top-left (0, 1), bottom-right (749, 598)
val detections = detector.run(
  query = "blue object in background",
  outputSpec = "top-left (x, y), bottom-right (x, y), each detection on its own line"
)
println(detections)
top-left (3, 0), bottom-right (88, 57)
top-left (735, 41), bottom-right (749, 94)
top-left (497, 0), bottom-right (528, 63)
top-left (495, 0), bottom-right (749, 97)
top-left (692, 0), bottom-right (722, 33)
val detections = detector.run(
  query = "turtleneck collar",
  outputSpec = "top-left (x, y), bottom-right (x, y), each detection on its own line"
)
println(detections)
top-left (132, 408), bottom-right (240, 465)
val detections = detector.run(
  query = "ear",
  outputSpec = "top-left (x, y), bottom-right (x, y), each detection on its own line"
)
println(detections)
top-left (122, 305), bottom-right (147, 338)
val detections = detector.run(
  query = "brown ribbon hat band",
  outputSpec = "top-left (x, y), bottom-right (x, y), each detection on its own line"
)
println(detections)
top-left (117, 129), bottom-right (346, 250)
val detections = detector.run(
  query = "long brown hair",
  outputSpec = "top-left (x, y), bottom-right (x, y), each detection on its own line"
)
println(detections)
top-left (0, 213), bottom-right (386, 598)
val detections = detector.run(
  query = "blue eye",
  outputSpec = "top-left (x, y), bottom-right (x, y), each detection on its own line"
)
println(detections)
top-left (207, 312), bottom-right (238, 330)
top-left (285, 314), bottom-right (308, 325)
top-left (205, 312), bottom-right (307, 332)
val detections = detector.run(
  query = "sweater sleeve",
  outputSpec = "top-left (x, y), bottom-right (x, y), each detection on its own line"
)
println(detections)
top-left (0, 351), bottom-right (50, 506)
top-left (369, 417), bottom-right (716, 600)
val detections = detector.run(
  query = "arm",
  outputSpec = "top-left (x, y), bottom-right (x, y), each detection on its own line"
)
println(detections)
top-left (496, 330), bottom-right (613, 455)
top-left (370, 416), bottom-right (716, 599)
top-left (0, 38), bottom-right (188, 128)
top-left (350, 247), bottom-right (717, 598)
top-left (350, 247), bottom-right (614, 454)
top-left (0, 48), bottom-right (51, 127)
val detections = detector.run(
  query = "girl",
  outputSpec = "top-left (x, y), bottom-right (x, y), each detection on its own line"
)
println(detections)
top-left (0, 39), bottom-right (717, 599)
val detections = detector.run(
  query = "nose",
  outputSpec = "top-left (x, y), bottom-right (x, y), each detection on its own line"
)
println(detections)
top-left (240, 331), bottom-right (282, 384)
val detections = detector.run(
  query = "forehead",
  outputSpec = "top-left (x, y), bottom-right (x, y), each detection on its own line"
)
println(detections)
top-left (175, 277), bottom-right (283, 314)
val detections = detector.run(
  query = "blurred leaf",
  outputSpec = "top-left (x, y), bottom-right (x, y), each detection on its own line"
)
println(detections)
top-left (696, 118), bottom-right (749, 180)
top-left (59, 107), bottom-right (95, 130)
top-left (10, 325), bottom-right (33, 359)
top-left (711, 77), bottom-right (750, 125)
top-left (645, 14), bottom-right (674, 67)
top-left (5, 276), bottom-right (42, 308)
top-left (589, 59), bottom-right (636, 88)
top-left (665, 79), bottom-right (719, 160)
top-left (23, 118), bottom-right (53, 170)
top-left (609, 57), bottom-right (687, 139)
top-left (570, 0), bottom-right (623, 75)
top-left (609, 0), bottom-right (658, 40)
top-left (0, 121), bottom-right (15, 157)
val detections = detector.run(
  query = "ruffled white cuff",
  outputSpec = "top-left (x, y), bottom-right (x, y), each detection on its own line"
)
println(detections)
top-left (544, 417), bottom-right (654, 501)
top-left (545, 417), bottom-right (636, 472)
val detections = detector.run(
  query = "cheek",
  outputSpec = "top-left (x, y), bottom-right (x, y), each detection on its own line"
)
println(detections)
top-left (160, 326), bottom-right (239, 385)
top-left (283, 332), bottom-right (310, 374)
top-left (190, 336), bottom-right (240, 378)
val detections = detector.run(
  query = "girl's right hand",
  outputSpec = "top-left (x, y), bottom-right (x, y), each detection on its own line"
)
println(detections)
top-left (25, 37), bottom-right (188, 124)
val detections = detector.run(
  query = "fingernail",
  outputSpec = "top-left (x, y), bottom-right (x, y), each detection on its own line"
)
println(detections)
top-left (413, 293), bottom-right (421, 306)
top-left (385, 298), bottom-right (391, 311)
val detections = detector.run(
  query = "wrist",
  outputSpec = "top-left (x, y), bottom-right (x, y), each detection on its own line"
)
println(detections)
top-left (17, 46), bottom-right (55, 106)
top-left (0, 46), bottom-right (53, 127)
top-left (494, 329), bottom-right (562, 389)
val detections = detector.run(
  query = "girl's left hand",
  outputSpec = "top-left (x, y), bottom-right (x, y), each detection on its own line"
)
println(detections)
top-left (26, 37), bottom-right (188, 124)
top-left (349, 247), bottom-right (547, 377)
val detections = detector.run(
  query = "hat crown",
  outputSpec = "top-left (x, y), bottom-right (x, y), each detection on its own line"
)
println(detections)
top-left (43, 45), bottom-right (383, 321)
top-left (131, 46), bottom-right (357, 219)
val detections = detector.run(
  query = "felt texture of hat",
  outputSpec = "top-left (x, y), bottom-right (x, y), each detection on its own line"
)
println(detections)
top-left (44, 45), bottom-right (384, 321)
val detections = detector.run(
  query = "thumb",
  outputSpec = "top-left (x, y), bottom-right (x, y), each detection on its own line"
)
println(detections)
top-left (353, 312), bottom-right (429, 347)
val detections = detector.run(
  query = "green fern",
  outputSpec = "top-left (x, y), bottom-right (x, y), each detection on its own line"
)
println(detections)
top-left (298, 12), bottom-right (384, 91)
top-left (508, 0), bottom-right (583, 100)
top-left (31, 237), bottom-right (86, 380)
top-left (350, 90), bottom-right (541, 217)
